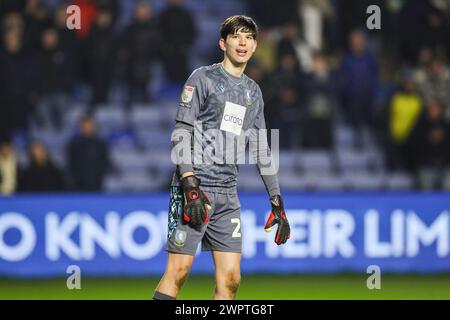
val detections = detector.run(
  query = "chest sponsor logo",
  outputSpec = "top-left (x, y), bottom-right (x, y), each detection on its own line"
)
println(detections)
top-left (220, 101), bottom-right (246, 136)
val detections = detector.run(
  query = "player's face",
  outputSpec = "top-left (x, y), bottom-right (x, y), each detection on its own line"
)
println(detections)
top-left (220, 29), bottom-right (257, 65)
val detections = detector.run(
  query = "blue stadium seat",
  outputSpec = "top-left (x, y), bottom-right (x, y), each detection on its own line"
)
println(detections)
top-left (146, 148), bottom-right (174, 172)
top-left (111, 148), bottom-right (150, 173)
top-left (15, 147), bottom-right (29, 167)
top-left (120, 172), bottom-right (165, 192)
top-left (278, 171), bottom-right (309, 190)
top-left (103, 174), bottom-right (123, 193)
top-left (335, 125), bottom-right (356, 148)
top-left (277, 151), bottom-right (301, 171)
top-left (129, 106), bottom-right (163, 129)
top-left (298, 150), bottom-right (334, 172)
top-left (94, 107), bottom-right (127, 135)
top-left (135, 128), bottom-right (172, 149)
top-left (31, 130), bottom-right (70, 151)
top-left (343, 172), bottom-right (386, 190)
top-left (365, 147), bottom-right (386, 172)
top-left (385, 172), bottom-right (414, 190)
top-left (64, 104), bottom-right (87, 131)
top-left (336, 148), bottom-right (370, 172)
top-left (306, 172), bottom-right (346, 191)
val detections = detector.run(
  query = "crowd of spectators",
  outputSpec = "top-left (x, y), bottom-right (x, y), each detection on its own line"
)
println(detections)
top-left (0, 0), bottom-right (197, 139)
top-left (1, 0), bottom-right (450, 194)
top-left (246, 0), bottom-right (450, 189)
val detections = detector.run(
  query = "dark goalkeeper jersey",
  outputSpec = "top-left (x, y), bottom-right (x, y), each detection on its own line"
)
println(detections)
top-left (172, 63), bottom-right (279, 195)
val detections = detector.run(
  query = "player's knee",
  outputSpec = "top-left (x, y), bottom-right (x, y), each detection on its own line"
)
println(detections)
top-left (168, 264), bottom-right (190, 288)
top-left (222, 268), bottom-right (241, 295)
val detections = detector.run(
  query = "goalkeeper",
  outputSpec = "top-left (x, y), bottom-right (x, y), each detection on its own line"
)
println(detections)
top-left (153, 15), bottom-right (290, 300)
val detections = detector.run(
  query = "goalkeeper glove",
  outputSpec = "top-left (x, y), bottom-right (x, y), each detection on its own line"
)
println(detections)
top-left (181, 175), bottom-right (212, 228)
top-left (264, 195), bottom-right (291, 245)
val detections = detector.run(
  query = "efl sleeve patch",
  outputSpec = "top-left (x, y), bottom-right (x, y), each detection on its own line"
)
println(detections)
top-left (181, 85), bottom-right (195, 104)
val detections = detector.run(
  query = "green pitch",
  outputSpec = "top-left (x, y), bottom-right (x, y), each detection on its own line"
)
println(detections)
top-left (1, 274), bottom-right (450, 300)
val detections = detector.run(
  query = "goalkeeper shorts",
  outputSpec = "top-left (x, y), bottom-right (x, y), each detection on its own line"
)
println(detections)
top-left (165, 186), bottom-right (242, 255)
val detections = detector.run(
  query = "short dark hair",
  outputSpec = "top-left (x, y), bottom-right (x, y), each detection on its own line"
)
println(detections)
top-left (220, 15), bottom-right (258, 40)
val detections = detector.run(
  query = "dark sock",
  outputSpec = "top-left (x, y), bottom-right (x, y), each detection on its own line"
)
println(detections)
top-left (153, 291), bottom-right (176, 300)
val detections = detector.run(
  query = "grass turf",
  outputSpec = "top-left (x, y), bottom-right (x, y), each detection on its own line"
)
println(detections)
top-left (1, 274), bottom-right (450, 300)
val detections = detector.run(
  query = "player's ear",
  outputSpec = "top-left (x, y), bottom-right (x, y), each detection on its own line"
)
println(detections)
top-left (219, 38), bottom-right (226, 52)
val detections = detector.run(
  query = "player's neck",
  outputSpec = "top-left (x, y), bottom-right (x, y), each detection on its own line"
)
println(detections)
top-left (221, 58), bottom-right (246, 78)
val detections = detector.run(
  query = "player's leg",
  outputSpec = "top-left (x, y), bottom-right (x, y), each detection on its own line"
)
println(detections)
top-left (155, 186), bottom-right (211, 299)
top-left (212, 251), bottom-right (241, 300)
top-left (202, 192), bottom-right (242, 299)
top-left (154, 252), bottom-right (195, 299)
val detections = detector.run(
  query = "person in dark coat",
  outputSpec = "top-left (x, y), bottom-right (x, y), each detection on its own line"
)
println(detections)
top-left (85, 9), bottom-right (116, 107)
top-left (158, 0), bottom-right (197, 84)
top-left (409, 100), bottom-right (450, 190)
top-left (410, 100), bottom-right (450, 170)
top-left (66, 115), bottom-right (111, 191)
top-left (35, 28), bottom-right (73, 131)
top-left (19, 141), bottom-right (65, 192)
top-left (339, 30), bottom-right (378, 142)
top-left (121, 1), bottom-right (160, 105)
top-left (0, 29), bottom-right (36, 137)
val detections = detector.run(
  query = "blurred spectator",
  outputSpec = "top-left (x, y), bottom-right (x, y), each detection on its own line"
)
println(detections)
top-left (158, 0), bottom-right (197, 84)
top-left (86, 9), bottom-right (116, 107)
top-left (52, 3), bottom-right (82, 90)
top-left (34, 28), bottom-right (73, 131)
top-left (247, 0), bottom-right (299, 28)
top-left (23, 0), bottom-right (51, 49)
top-left (300, 0), bottom-right (333, 51)
top-left (273, 85), bottom-right (302, 149)
top-left (417, 58), bottom-right (450, 121)
top-left (300, 52), bottom-right (335, 149)
top-left (251, 28), bottom-right (277, 75)
top-left (413, 47), bottom-right (434, 83)
top-left (277, 22), bottom-right (313, 73)
top-left (410, 100), bottom-right (450, 190)
top-left (0, 0), bottom-right (449, 192)
top-left (264, 53), bottom-right (302, 131)
top-left (0, 29), bottom-right (36, 137)
top-left (67, 115), bottom-right (111, 191)
top-left (53, 3), bottom-right (82, 67)
top-left (0, 0), bottom-right (26, 18)
top-left (339, 30), bottom-right (378, 145)
top-left (1, 11), bottom-right (25, 34)
top-left (398, 0), bottom-right (450, 65)
top-left (94, 0), bottom-right (119, 26)
top-left (19, 141), bottom-right (65, 192)
top-left (265, 54), bottom-right (303, 149)
top-left (387, 71), bottom-right (423, 171)
top-left (336, 0), bottom-right (382, 49)
top-left (120, 1), bottom-right (160, 105)
top-left (73, 0), bottom-right (99, 40)
top-left (0, 139), bottom-right (18, 195)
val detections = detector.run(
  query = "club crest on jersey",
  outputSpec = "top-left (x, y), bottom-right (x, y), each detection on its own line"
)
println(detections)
top-left (217, 83), bottom-right (225, 93)
top-left (181, 85), bottom-right (195, 104)
top-left (245, 90), bottom-right (252, 107)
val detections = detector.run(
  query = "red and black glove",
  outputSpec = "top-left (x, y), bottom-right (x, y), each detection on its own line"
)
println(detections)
top-left (264, 195), bottom-right (291, 245)
top-left (181, 175), bottom-right (211, 228)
